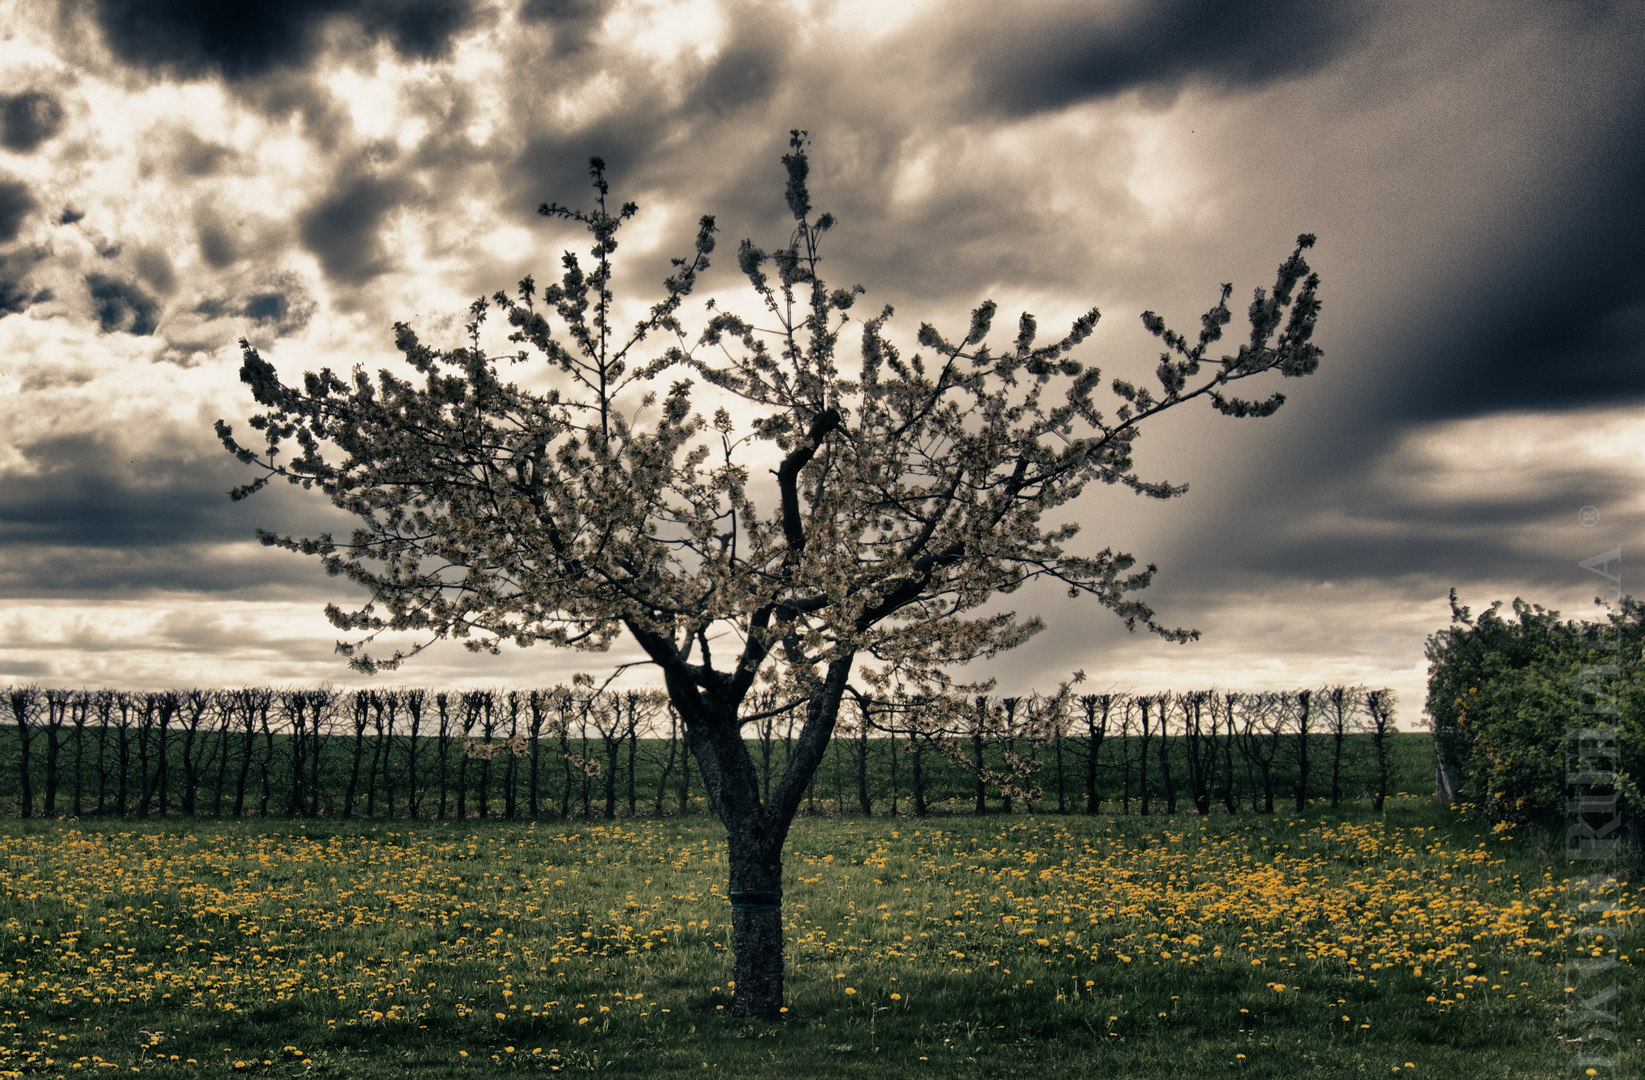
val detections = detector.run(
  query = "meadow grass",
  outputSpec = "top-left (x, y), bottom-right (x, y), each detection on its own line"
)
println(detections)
top-left (0, 799), bottom-right (1634, 1079)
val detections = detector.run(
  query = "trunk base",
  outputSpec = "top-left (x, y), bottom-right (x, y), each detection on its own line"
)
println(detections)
top-left (730, 892), bottom-right (784, 1019)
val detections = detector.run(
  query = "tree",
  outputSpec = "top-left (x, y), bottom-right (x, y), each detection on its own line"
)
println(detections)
top-left (217, 132), bottom-right (1324, 1018)
top-left (1426, 592), bottom-right (1644, 827)
top-left (1365, 688), bottom-right (1396, 814)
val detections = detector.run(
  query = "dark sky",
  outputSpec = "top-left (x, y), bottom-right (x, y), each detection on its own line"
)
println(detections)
top-left (1, 0), bottom-right (1642, 726)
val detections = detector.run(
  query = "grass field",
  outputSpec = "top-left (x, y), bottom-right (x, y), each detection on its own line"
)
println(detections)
top-left (0, 799), bottom-right (1635, 1079)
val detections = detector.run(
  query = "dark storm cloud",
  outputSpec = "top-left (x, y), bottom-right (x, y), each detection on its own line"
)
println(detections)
top-left (1234, 475), bottom-right (1642, 588)
top-left (0, 431), bottom-right (360, 596)
top-left (948, 0), bottom-right (1366, 116)
top-left (134, 248), bottom-right (178, 296)
top-left (88, 0), bottom-right (479, 81)
top-left (241, 294), bottom-right (288, 323)
top-left (0, 249), bottom-right (51, 319)
top-left (0, 432), bottom-right (250, 549)
top-left (355, 0), bottom-right (481, 61)
top-left (0, 281), bottom-right (29, 317)
top-left (297, 171), bottom-right (407, 285)
top-left (195, 275), bottom-right (317, 336)
top-left (518, 0), bottom-right (607, 55)
top-left (0, 544), bottom-right (337, 597)
top-left (0, 177), bottom-right (36, 244)
top-left (163, 129), bottom-right (234, 178)
top-left (195, 216), bottom-right (237, 268)
top-left (0, 91), bottom-right (66, 153)
top-left (84, 274), bottom-right (160, 335)
top-left (686, 16), bottom-right (789, 118)
top-left (1401, 120), bottom-right (1645, 420)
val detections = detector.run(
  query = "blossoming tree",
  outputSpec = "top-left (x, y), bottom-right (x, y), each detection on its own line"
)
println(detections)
top-left (217, 133), bottom-right (1323, 1019)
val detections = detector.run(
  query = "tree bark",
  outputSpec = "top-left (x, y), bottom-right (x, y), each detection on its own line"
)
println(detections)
top-left (1293, 689), bottom-right (1313, 813)
top-left (658, 653), bottom-right (852, 1020)
top-left (9, 687), bottom-right (36, 818)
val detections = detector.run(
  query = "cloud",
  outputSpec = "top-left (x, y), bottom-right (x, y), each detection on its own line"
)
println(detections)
top-left (0, 91), bottom-right (66, 153)
top-left (943, 0), bottom-right (1367, 116)
top-left (194, 273), bottom-right (318, 337)
top-left (83, 273), bottom-right (160, 335)
top-left (0, 421), bottom-right (364, 598)
top-left (161, 128), bottom-right (235, 178)
top-left (0, 430), bottom-right (244, 549)
top-left (297, 169), bottom-right (409, 285)
top-left (0, 281), bottom-right (30, 317)
top-left (0, 177), bottom-right (36, 243)
top-left (0, 544), bottom-right (332, 598)
top-left (353, 0), bottom-right (483, 62)
top-left (88, 0), bottom-right (482, 81)
top-left (0, 249), bottom-right (52, 319)
top-left (89, 0), bottom-right (337, 80)
top-left (0, 595), bottom-right (652, 690)
top-left (684, 12), bottom-right (788, 118)
top-left (1379, 86), bottom-right (1645, 421)
top-left (1177, 407), bottom-right (1645, 612)
top-left (518, 0), bottom-right (608, 55)
top-left (134, 247), bottom-right (177, 296)
top-left (193, 211), bottom-right (239, 268)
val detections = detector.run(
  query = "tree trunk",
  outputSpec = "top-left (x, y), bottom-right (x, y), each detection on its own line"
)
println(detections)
top-left (1000, 698), bottom-right (1018, 815)
top-left (1220, 702), bottom-right (1238, 815)
top-left (560, 694), bottom-right (576, 819)
top-left (180, 691), bottom-right (208, 817)
top-left (1120, 707), bottom-right (1132, 815)
top-left (343, 692), bottom-right (367, 819)
top-left (1136, 697), bottom-right (1152, 816)
top-left (653, 708), bottom-right (678, 816)
top-left (310, 693), bottom-right (327, 819)
top-left (909, 739), bottom-right (926, 818)
top-left (8, 688), bottom-right (36, 818)
top-left (207, 694), bottom-right (229, 817)
top-left (135, 694), bottom-right (155, 816)
top-left (365, 693), bottom-right (384, 817)
top-left (604, 731), bottom-right (620, 820)
top-left (479, 691), bottom-right (496, 820)
top-left (156, 692), bottom-right (172, 816)
top-left (627, 717), bottom-right (638, 818)
top-left (1082, 695), bottom-right (1111, 815)
top-left (677, 731), bottom-right (691, 816)
top-left (258, 707), bottom-right (276, 816)
top-left (1156, 697), bottom-right (1176, 815)
top-left (1293, 689), bottom-right (1312, 813)
top-left (93, 692), bottom-right (113, 816)
top-left (657, 654), bottom-right (852, 1020)
top-left (71, 693), bottom-right (87, 817)
top-left (283, 691), bottom-right (306, 818)
top-left (1053, 724), bottom-right (1065, 813)
top-left (529, 691), bottom-right (547, 818)
top-left (504, 693), bottom-right (521, 821)
top-left (115, 696), bottom-right (131, 815)
top-left (971, 698), bottom-right (987, 815)
top-left (854, 694), bottom-right (872, 817)
top-left (436, 693), bottom-right (452, 820)
top-left (42, 690), bottom-right (66, 817)
top-left (886, 708), bottom-right (899, 817)
top-left (406, 690), bottom-right (425, 818)
top-left (380, 692), bottom-right (399, 820)
top-left (1368, 689), bottom-right (1395, 814)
